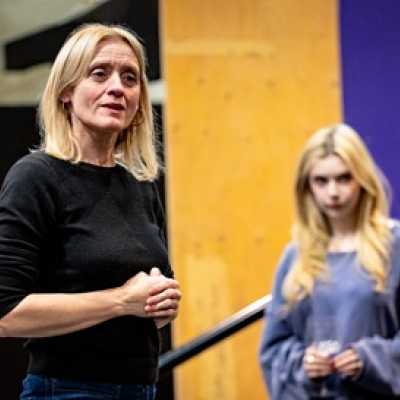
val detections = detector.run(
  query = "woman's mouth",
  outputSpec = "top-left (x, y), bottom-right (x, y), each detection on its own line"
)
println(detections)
top-left (326, 204), bottom-right (343, 210)
top-left (102, 103), bottom-right (125, 111)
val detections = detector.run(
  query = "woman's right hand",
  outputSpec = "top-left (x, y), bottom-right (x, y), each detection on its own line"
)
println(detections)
top-left (0, 270), bottom-right (178, 338)
top-left (303, 345), bottom-right (335, 379)
top-left (117, 272), bottom-right (177, 317)
top-left (118, 268), bottom-right (181, 319)
top-left (145, 267), bottom-right (181, 328)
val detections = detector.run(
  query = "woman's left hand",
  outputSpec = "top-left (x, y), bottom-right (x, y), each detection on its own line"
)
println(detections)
top-left (145, 267), bottom-right (181, 328)
top-left (333, 348), bottom-right (363, 378)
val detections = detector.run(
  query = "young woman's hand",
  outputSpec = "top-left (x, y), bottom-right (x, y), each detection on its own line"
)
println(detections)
top-left (303, 345), bottom-right (335, 378)
top-left (333, 348), bottom-right (363, 378)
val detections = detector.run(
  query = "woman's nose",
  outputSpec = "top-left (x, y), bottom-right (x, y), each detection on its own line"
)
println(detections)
top-left (107, 73), bottom-right (124, 97)
top-left (327, 180), bottom-right (338, 196)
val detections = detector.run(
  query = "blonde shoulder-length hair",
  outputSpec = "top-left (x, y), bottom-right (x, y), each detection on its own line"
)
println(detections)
top-left (38, 23), bottom-right (159, 181)
top-left (283, 123), bottom-right (392, 305)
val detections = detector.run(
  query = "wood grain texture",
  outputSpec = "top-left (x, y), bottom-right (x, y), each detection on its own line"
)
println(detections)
top-left (160, 1), bottom-right (341, 398)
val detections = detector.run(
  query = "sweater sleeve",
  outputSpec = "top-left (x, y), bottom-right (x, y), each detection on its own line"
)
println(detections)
top-left (0, 154), bottom-right (58, 318)
top-left (259, 244), bottom-right (311, 399)
top-left (352, 334), bottom-right (400, 396)
top-left (151, 181), bottom-right (167, 245)
top-left (151, 180), bottom-right (173, 278)
top-left (351, 227), bottom-right (400, 396)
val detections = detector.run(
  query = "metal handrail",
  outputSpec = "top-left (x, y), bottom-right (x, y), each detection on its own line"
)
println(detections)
top-left (159, 294), bottom-right (271, 373)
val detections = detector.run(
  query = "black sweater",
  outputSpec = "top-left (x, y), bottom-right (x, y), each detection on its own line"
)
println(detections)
top-left (0, 152), bottom-right (172, 383)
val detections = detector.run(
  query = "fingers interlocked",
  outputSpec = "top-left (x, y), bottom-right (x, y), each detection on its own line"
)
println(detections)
top-left (304, 346), bottom-right (363, 380)
top-left (145, 274), bottom-right (182, 318)
top-left (333, 348), bottom-right (363, 378)
top-left (303, 346), bottom-right (334, 379)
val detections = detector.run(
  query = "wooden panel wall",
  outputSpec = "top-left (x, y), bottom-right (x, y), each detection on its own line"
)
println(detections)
top-left (160, 1), bottom-right (342, 399)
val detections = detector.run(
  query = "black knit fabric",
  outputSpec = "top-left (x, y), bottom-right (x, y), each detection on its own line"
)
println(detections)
top-left (0, 152), bottom-right (172, 383)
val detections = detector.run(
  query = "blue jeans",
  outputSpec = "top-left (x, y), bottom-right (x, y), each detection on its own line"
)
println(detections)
top-left (20, 374), bottom-right (156, 400)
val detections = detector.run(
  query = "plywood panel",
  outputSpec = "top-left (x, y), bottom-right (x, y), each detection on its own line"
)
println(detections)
top-left (161, 1), bottom-right (341, 398)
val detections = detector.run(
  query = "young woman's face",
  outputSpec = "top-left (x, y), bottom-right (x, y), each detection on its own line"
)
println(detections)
top-left (308, 154), bottom-right (362, 224)
top-left (63, 37), bottom-right (141, 136)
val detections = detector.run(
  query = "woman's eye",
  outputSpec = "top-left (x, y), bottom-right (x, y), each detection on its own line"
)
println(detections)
top-left (313, 176), bottom-right (327, 185)
top-left (337, 173), bottom-right (352, 183)
top-left (122, 72), bottom-right (138, 86)
top-left (91, 69), bottom-right (107, 80)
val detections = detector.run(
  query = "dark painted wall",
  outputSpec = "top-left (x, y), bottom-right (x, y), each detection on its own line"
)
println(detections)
top-left (0, 107), bottom-right (38, 400)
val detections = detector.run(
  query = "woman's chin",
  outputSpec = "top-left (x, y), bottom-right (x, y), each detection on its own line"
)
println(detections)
top-left (91, 121), bottom-right (126, 135)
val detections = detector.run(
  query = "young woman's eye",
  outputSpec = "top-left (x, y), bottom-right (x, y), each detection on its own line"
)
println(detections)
top-left (312, 176), bottom-right (328, 186)
top-left (337, 173), bottom-right (352, 183)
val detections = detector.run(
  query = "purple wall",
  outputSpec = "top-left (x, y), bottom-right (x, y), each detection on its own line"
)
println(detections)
top-left (340, 0), bottom-right (400, 216)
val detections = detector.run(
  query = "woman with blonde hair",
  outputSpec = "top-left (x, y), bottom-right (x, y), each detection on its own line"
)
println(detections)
top-left (259, 124), bottom-right (400, 399)
top-left (0, 23), bottom-right (180, 400)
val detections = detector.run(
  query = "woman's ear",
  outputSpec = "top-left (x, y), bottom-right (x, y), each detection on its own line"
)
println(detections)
top-left (60, 88), bottom-right (72, 104)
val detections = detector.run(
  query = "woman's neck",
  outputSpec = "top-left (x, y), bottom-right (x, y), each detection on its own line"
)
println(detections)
top-left (75, 128), bottom-right (119, 167)
top-left (328, 217), bottom-right (357, 252)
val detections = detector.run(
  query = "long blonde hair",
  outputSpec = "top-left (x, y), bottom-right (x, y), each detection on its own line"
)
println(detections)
top-left (283, 124), bottom-right (392, 305)
top-left (38, 23), bottom-right (159, 181)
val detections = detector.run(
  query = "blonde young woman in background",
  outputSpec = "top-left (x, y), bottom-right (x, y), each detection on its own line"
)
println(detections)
top-left (0, 24), bottom-right (180, 400)
top-left (259, 124), bottom-right (400, 399)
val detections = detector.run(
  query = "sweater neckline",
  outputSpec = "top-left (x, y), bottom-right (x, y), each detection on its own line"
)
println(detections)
top-left (327, 250), bottom-right (356, 256)
top-left (76, 160), bottom-right (120, 172)
top-left (42, 152), bottom-right (121, 173)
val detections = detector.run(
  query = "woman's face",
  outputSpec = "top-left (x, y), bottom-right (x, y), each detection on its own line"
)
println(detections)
top-left (62, 37), bottom-right (141, 137)
top-left (308, 154), bottom-right (361, 224)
